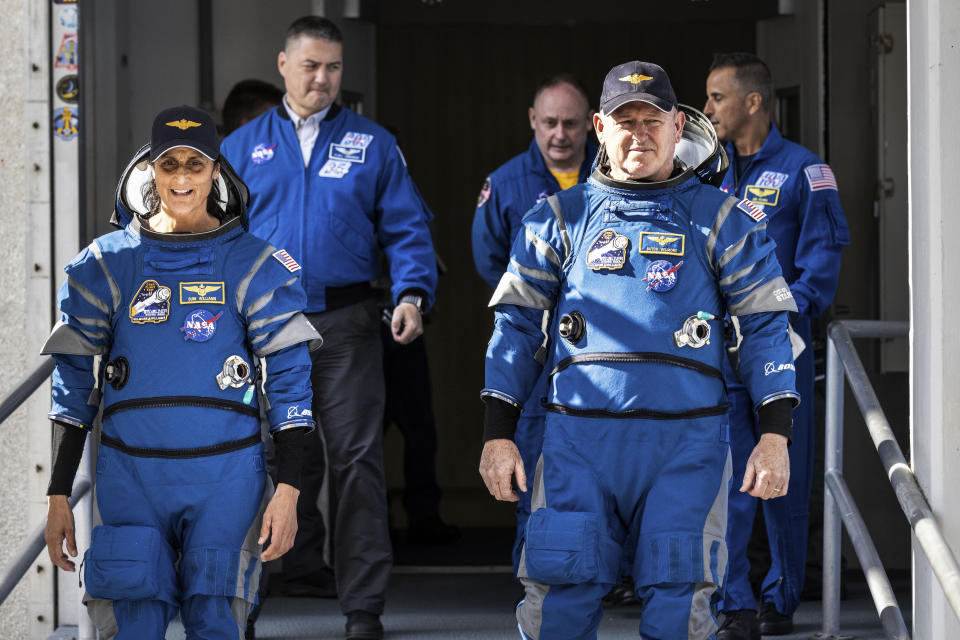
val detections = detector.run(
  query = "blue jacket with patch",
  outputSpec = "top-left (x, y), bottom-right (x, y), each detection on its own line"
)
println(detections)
top-left (720, 125), bottom-right (849, 318)
top-left (483, 168), bottom-right (799, 418)
top-left (472, 138), bottom-right (599, 289)
top-left (43, 216), bottom-right (318, 450)
top-left (221, 105), bottom-right (437, 313)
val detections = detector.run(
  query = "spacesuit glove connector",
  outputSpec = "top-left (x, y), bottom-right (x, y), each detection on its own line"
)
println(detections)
top-left (273, 426), bottom-right (309, 491)
top-left (481, 395), bottom-right (521, 443)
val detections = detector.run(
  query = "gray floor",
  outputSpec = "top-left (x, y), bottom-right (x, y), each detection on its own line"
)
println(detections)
top-left (159, 569), bottom-right (910, 639)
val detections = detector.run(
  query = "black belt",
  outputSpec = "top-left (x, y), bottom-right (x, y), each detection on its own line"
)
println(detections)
top-left (541, 400), bottom-right (730, 420)
top-left (102, 396), bottom-right (260, 420)
top-left (544, 351), bottom-right (728, 420)
top-left (99, 432), bottom-right (261, 459)
top-left (324, 282), bottom-right (375, 312)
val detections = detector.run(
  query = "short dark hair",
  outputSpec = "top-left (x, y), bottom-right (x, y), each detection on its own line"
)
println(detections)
top-left (532, 73), bottom-right (591, 110)
top-left (283, 16), bottom-right (342, 51)
top-left (709, 52), bottom-right (773, 112)
top-left (222, 79), bottom-right (283, 135)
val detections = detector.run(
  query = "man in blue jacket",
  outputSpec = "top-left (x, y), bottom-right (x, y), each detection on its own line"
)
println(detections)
top-left (704, 52), bottom-right (850, 640)
top-left (480, 60), bottom-right (800, 640)
top-left (222, 16), bottom-right (437, 640)
top-left (471, 73), bottom-right (597, 574)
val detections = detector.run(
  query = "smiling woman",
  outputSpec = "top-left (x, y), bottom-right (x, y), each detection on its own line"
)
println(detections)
top-left (40, 104), bottom-right (321, 639)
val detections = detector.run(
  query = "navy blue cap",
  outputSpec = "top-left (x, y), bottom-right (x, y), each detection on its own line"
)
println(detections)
top-left (600, 61), bottom-right (677, 115)
top-left (149, 105), bottom-right (219, 162)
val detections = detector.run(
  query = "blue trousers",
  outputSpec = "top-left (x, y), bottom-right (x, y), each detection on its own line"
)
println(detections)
top-left (85, 443), bottom-right (267, 639)
top-left (513, 414), bottom-right (546, 573)
top-left (516, 413), bottom-right (731, 640)
top-left (720, 321), bottom-right (815, 616)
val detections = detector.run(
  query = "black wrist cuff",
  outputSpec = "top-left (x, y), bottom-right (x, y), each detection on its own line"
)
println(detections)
top-left (482, 396), bottom-right (521, 443)
top-left (47, 422), bottom-right (88, 496)
top-left (273, 427), bottom-right (309, 491)
top-left (757, 398), bottom-right (794, 442)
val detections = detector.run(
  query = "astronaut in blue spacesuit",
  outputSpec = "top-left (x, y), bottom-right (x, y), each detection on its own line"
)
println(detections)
top-left (43, 106), bottom-right (320, 639)
top-left (479, 61), bottom-right (801, 640)
top-left (704, 53), bottom-right (850, 639)
top-left (471, 73), bottom-right (598, 574)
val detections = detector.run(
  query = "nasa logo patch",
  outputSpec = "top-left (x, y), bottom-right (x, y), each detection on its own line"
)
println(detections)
top-left (129, 280), bottom-right (172, 324)
top-left (181, 309), bottom-right (221, 342)
top-left (251, 143), bottom-right (276, 165)
top-left (340, 131), bottom-right (374, 149)
top-left (642, 259), bottom-right (683, 292)
top-left (585, 228), bottom-right (629, 271)
top-left (535, 190), bottom-right (551, 205)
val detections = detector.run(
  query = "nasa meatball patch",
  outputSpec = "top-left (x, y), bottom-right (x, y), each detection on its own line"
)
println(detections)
top-left (129, 280), bottom-right (172, 324)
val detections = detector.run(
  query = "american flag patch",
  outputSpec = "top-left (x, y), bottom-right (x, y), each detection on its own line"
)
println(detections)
top-left (272, 249), bottom-right (301, 272)
top-left (737, 199), bottom-right (767, 222)
top-left (804, 164), bottom-right (838, 191)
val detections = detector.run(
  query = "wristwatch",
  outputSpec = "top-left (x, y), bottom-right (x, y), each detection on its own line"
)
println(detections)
top-left (398, 294), bottom-right (424, 313)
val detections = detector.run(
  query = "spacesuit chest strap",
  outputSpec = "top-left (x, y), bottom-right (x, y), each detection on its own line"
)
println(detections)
top-left (542, 351), bottom-right (730, 419)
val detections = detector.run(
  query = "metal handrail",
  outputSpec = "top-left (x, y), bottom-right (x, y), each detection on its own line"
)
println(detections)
top-left (0, 477), bottom-right (90, 606)
top-left (821, 320), bottom-right (960, 639)
top-left (0, 357), bottom-right (54, 426)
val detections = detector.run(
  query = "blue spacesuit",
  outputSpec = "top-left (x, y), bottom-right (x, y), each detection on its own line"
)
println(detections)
top-left (42, 148), bottom-right (319, 638)
top-left (472, 136), bottom-right (598, 572)
top-left (717, 125), bottom-right (850, 619)
top-left (484, 163), bottom-right (800, 639)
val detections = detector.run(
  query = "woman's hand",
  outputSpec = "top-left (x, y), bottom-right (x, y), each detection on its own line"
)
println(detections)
top-left (45, 495), bottom-right (78, 571)
top-left (259, 483), bottom-right (300, 561)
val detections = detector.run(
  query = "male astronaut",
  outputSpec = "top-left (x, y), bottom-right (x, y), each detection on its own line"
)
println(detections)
top-left (472, 73), bottom-right (597, 574)
top-left (222, 16), bottom-right (436, 639)
top-left (479, 61), bottom-right (800, 640)
top-left (704, 53), bottom-right (849, 639)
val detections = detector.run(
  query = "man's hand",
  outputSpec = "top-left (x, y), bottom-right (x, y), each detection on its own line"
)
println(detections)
top-left (391, 302), bottom-right (423, 344)
top-left (45, 495), bottom-right (78, 572)
top-left (259, 483), bottom-right (300, 561)
top-left (741, 433), bottom-right (790, 500)
top-left (479, 438), bottom-right (527, 502)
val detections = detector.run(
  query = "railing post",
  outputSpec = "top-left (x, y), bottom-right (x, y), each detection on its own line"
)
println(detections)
top-left (822, 330), bottom-right (845, 636)
top-left (75, 439), bottom-right (94, 640)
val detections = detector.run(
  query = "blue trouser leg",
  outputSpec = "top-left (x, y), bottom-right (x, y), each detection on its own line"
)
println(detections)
top-left (720, 319), bottom-right (815, 616)
top-left (636, 583), bottom-right (719, 640)
top-left (717, 388), bottom-right (761, 612)
top-left (106, 600), bottom-right (177, 639)
top-left (760, 324), bottom-right (815, 615)
top-left (181, 595), bottom-right (250, 640)
top-left (513, 414), bottom-right (545, 573)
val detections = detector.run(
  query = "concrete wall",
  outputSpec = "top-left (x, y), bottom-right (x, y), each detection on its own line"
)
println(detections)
top-left (0, 0), bottom-right (55, 636)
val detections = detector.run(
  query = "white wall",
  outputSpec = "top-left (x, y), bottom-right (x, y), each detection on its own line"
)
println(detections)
top-left (908, 1), bottom-right (960, 637)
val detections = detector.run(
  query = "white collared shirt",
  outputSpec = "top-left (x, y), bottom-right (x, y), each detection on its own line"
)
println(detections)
top-left (283, 95), bottom-right (332, 166)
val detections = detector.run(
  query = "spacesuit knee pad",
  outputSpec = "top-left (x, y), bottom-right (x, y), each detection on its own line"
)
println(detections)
top-left (84, 525), bottom-right (176, 602)
top-left (181, 546), bottom-right (260, 602)
top-left (523, 508), bottom-right (618, 585)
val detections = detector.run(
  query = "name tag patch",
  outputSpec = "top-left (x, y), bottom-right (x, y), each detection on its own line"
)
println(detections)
top-left (585, 228), bottom-right (629, 271)
top-left (319, 159), bottom-right (352, 179)
top-left (329, 143), bottom-right (365, 163)
top-left (130, 280), bottom-right (171, 324)
top-left (745, 185), bottom-right (780, 206)
top-left (638, 231), bottom-right (684, 256)
top-left (179, 281), bottom-right (225, 304)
